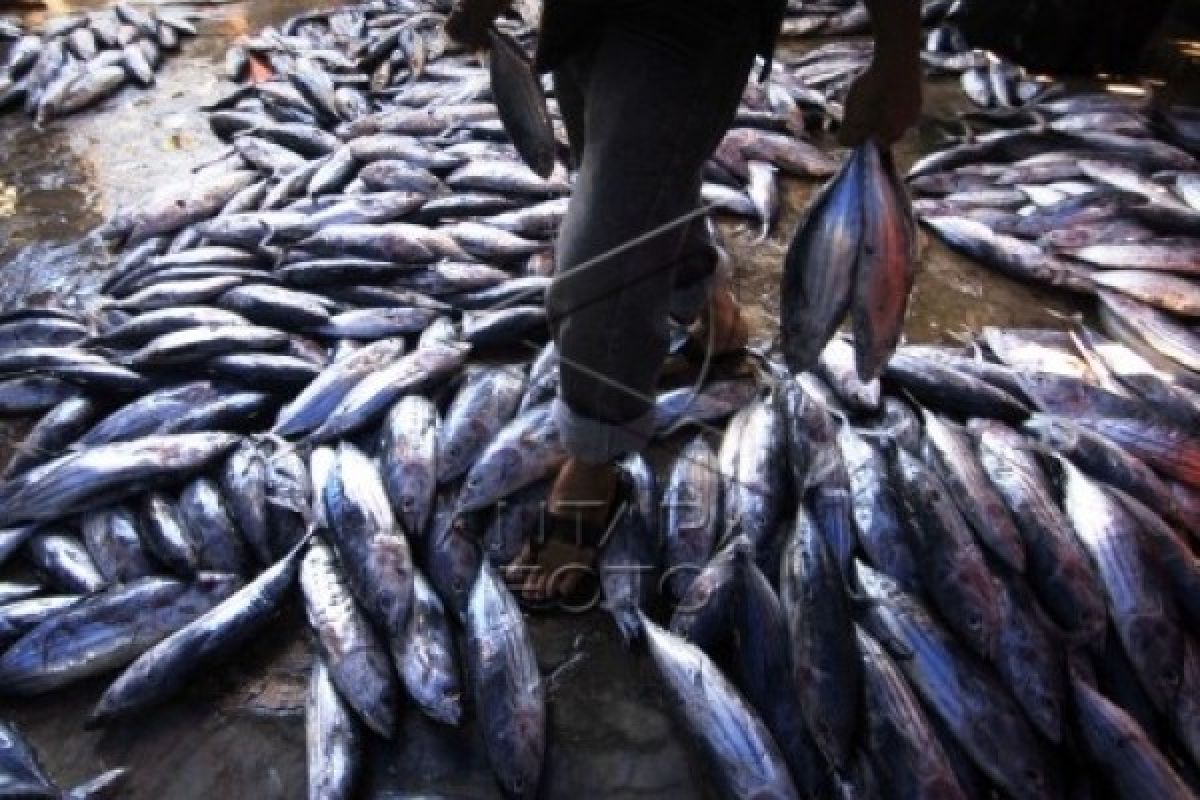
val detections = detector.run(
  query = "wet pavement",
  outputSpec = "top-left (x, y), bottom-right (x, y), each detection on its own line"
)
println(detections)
top-left (0, 1), bottom-right (1198, 798)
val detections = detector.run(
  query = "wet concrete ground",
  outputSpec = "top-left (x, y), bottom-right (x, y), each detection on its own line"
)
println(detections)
top-left (0, 2), bottom-right (1198, 797)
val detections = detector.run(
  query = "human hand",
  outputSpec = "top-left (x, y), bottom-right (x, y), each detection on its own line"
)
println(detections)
top-left (444, 0), bottom-right (511, 49)
top-left (839, 58), bottom-right (922, 146)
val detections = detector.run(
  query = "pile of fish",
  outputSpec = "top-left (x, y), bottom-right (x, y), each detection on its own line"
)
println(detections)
top-left (0, 0), bottom-right (1199, 798)
top-left (0, 7), bottom-right (196, 123)
top-left (645, 323), bottom-right (1200, 799)
top-left (763, 23), bottom-right (1054, 135)
top-left (910, 93), bottom-right (1200, 379)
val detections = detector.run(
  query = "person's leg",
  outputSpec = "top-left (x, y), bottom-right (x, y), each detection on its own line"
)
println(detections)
top-left (671, 213), bottom-right (750, 357)
top-left (547, 0), bottom-right (766, 468)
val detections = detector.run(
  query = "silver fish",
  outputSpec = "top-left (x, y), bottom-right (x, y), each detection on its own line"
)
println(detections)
top-left (89, 538), bottom-right (307, 724)
top-left (641, 615), bottom-right (799, 800)
top-left (456, 405), bottom-right (566, 514)
top-left (0, 574), bottom-right (239, 695)
top-left (306, 656), bottom-right (361, 800)
top-left (397, 570), bottom-right (462, 726)
top-left (465, 564), bottom-right (545, 799)
top-left (0, 433), bottom-right (239, 527)
top-left (299, 539), bottom-right (398, 738)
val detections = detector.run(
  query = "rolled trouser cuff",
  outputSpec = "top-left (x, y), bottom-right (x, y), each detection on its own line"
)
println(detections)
top-left (669, 275), bottom-right (713, 325)
top-left (553, 397), bottom-right (655, 463)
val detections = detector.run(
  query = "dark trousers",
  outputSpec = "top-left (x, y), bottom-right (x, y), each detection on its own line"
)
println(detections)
top-left (544, 0), bottom-right (765, 462)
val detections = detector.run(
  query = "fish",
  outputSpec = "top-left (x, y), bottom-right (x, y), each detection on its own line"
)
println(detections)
top-left (137, 492), bottom-right (198, 577)
top-left (218, 284), bottom-right (332, 329)
top-left (484, 198), bottom-right (569, 241)
top-left (123, 324), bottom-right (288, 368)
top-left (397, 569), bottom-right (462, 726)
top-left (0, 574), bottom-right (239, 695)
top-left (856, 625), bottom-right (969, 800)
top-left (780, 142), bottom-right (864, 373)
top-left (717, 397), bottom-right (789, 571)
top-left (888, 447), bottom-right (1004, 660)
top-left (487, 28), bottom-right (555, 178)
top-left (1, 396), bottom-right (97, 479)
top-left (1098, 289), bottom-right (1200, 373)
top-left (425, 500), bottom-right (484, 621)
top-left (321, 443), bottom-right (414, 668)
top-left (460, 306), bottom-right (547, 348)
top-left (1067, 242), bottom-right (1200, 274)
top-left (1021, 415), bottom-right (1183, 528)
top-left (92, 306), bottom-right (249, 347)
top-left (641, 615), bottom-right (799, 800)
top-left (482, 479), bottom-right (547, 571)
top-left (124, 171), bottom-right (258, 244)
top-left (380, 395), bottom-right (439, 542)
top-left (306, 656), bottom-right (361, 800)
top-left (24, 531), bottom-right (107, 594)
top-left (456, 404), bottom-right (566, 514)
top-left (273, 338), bottom-right (407, 437)
top-left (670, 536), bottom-right (747, 653)
top-left (920, 409), bottom-right (1026, 572)
top-left (816, 337), bottom-right (881, 413)
top-left (662, 435), bottom-right (721, 601)
top-left (774, 376), bottom-right (843, 495)
top-left (217, 438), bottom-right (272, 566)
top-left (837, 425), bottom-right (921, 592)
top-left (598, 457), bottom-right (658, 644)
top-left (1118, 491), bottom-right (1200, 629)
top-left (972, 420), bottom-right (1107, 647)
top-left (1072, 674), bottom-right (1194, 800)
top-left (178, 477), bottom-right (252, 575)
top-left (921, 215), bottom-right (1094, 293)
top-left (717, 128), bottom-right (838, 180)
top-left (437, 366), bottom-right (526, 485)
top-left (465, 564), bottom-right (544, 800)
top-left (745, 161), bottom-right (779, 240)
top-left (1061, 459), bottom-right (1185, 714)
top-left (1074, 414), bottom-right (1200, 491)
top-left (299, 538), bottom-right (398, 739)
top-left (307, 342), bottom-right (467, 442)
top-left (779, 506), bottom-right (860, 769)
top-left (856, 563), bottom-right (1059, 800)
top-left (0, 433), bottom-right (240, 527)
top-left (852, 141), bottom-right (917, 379)
top-left (883, 351), bottom-right (1030, 423)
top-left (260, 435), bottom-right (311, 557)
top-left (0, 377), bottom-right (78, 416)
top-left (81, 506), bottom-right (157, 583)
top-left (88, 537), bottom-right (307, 724)
top-left (993, 582), bottom-right (1066, 742)
top-left (732, 556), bottom-right (831, 797)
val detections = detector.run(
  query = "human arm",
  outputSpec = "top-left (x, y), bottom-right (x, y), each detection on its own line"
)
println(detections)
top-left (444, 0), bottom-right (513, 49)
top-left (838, 0), bottom-right (923, 145)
